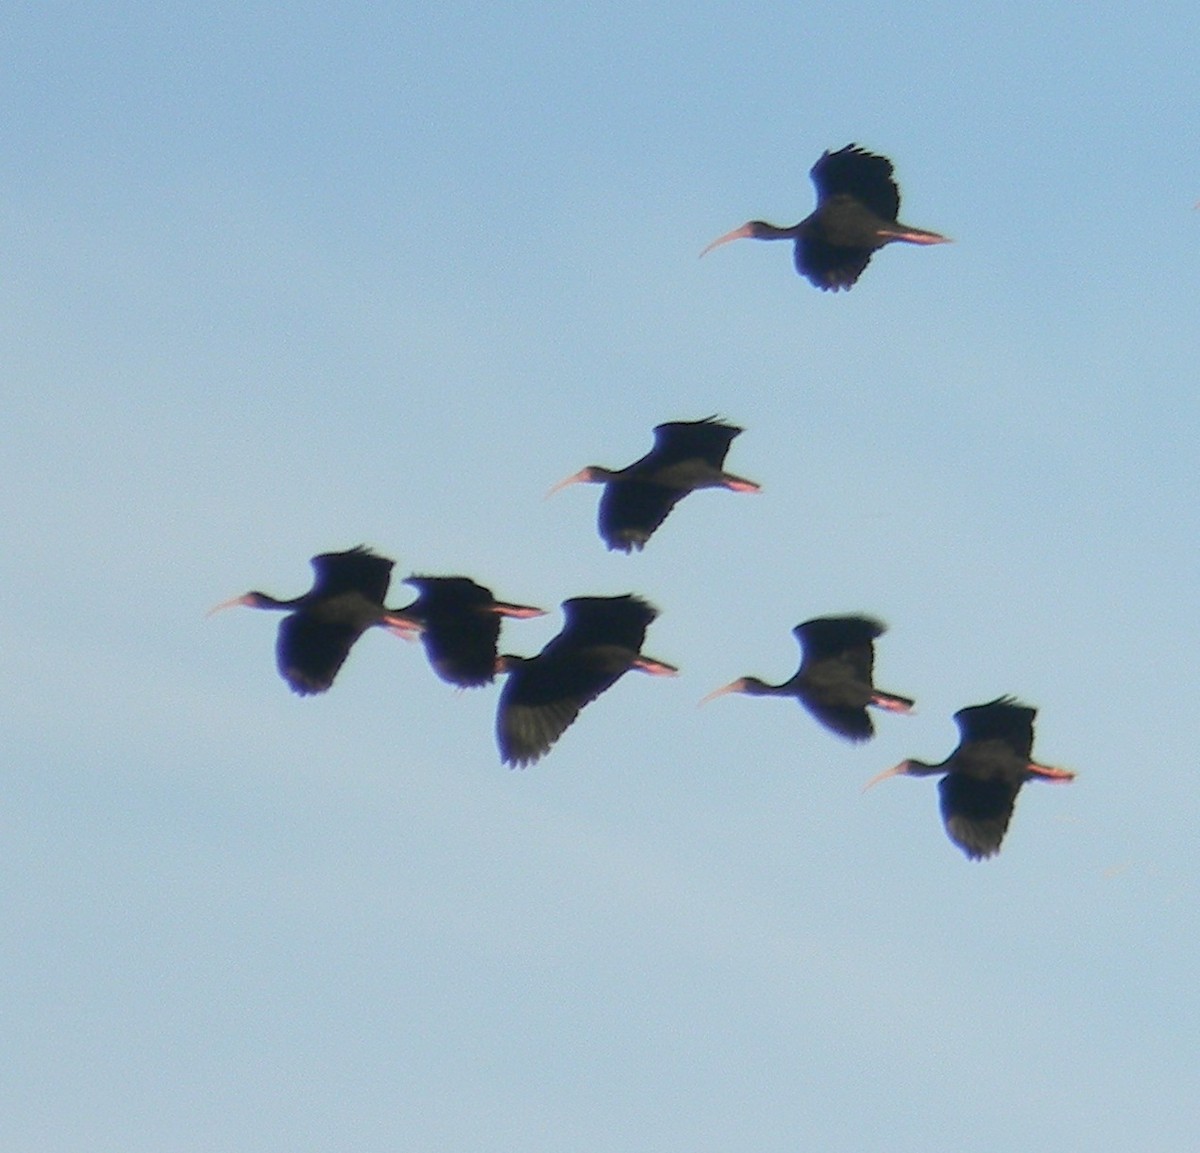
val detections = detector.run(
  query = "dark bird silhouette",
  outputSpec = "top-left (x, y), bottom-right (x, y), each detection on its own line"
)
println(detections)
top-left (208, 546), bottom-right (420, 695)
top-left (863, 696), bottom-right (1075, 859)
top-left (396, 576), bottom-right (546, 688)
top-left (700, 615), bottom-right (913, 741)
top-left (495, 594), bottom-right (678, 766)
top-left (548, 417), bottom-right (760, 552)
top-left (701, 144), bottom-right (950, 290)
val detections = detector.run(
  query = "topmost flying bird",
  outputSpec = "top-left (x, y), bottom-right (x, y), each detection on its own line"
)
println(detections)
top-left (701, 144), bottom-right (950, 291)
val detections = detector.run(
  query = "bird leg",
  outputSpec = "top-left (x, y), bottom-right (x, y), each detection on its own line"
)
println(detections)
top-left (720, 473), bottom-right (762, 494)
top-left (487, 602), bottom-right (547, 619)
top-left (875, 224), bottom-right (952, 245)
top-left (382, 612), bottom-right (423, 641)
top-left (632, 655), bottom-right (679, 676)
top-left (1027, 761), bottom-right (1076, 783)
top-left (870, 691), bottom-right (915, 714)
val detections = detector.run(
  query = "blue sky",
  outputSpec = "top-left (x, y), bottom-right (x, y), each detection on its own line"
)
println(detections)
top-left (4, 3), bottom-right (1199, 1150)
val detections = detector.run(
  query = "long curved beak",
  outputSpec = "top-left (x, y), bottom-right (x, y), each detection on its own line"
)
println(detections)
top-left (698, 679), bottom-right (746, 706)
top-left (205, 594), bottom-right (252, 619)
top-left (700, 224), bottom-right (754, 258)
top-left (861, 762), bottom-right (907, 794)
top-left (545, 469), bottom-right (592, 499)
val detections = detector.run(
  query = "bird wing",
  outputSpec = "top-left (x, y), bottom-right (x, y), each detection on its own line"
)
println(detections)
top-left (276, 612), bottom-right (365, 695)
top-left (310, 547), bottom-right (393, 604)
top-left (794, 234), bottom-right (875, 291)
top-left (954, 697), bottom-right (1036, 759)
top-left (650, 417), bottom-right (742, 468)
top-left (809, 145), bottom-right (900, 220)
top-left (794, 616), bottom-right (884, 667)
top-left (938, 773), bottom-right (1020, 860)
top-left (801, 699), bottom-right (875, 742)
top-left (559, 595), bottom-right (657, 651)
top-left (598, 481), bottom-right (687, 551)
top-left (403, 576), bottom-right (501, 686)
top-left (420, 609), bottom-right (503, 687)
top-left (496, 650), bottom-right (631, 766)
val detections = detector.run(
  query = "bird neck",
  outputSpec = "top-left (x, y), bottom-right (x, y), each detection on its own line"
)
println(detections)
top-left (747, 221), bottom-right (801, 241)
top-left (900, 758), bottom-right (945, 778)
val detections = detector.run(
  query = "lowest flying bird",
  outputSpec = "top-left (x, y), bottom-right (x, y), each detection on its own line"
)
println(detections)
top-left (863, 696), bottom-right (1075, 859)
top-left (495, 594), bottom-right (678, 767)
top-left (548, 417), bottom-right (760, 552)
top-left (701, 615), bottom-right (914, 741)
top-left (394, 575), bottom-right (546, 688)
top-left (701, 144), bottom-right (950, 290)
top-left (208, 546), bottom-right (421, 695)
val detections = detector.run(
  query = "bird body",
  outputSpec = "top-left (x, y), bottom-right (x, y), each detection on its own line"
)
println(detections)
top-left (702, 144), bottom-right (950, 290)
top-left (495, 594), bottom-right (678, 766)
top-left (864, 696), bottom-right (1075, 859)
top-left (701, 615), bottom-right (913, 741)
top-left (209, 546), bottom-right (420, 695)
top-left (549, 417), bottom-right (760, 551)
top-left (397, 575), bottom-right (545, 687)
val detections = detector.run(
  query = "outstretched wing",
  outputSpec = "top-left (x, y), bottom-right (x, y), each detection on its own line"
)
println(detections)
top-left (802, 699), bottom-right (875, 743)
top-left (559, 595), bottom-right (657, 651)
top-left (496, 651), bottom-right (630, 767)
top-left (794, 615), bottom-right (884, 672)
top-left (405, 576), bottom-right (501, 686)
top-left (310, 546), bottom-right (393, 605)
top-left (939, 773), bottom-right (1020, 860)
top-left (795, 235), bottom-right (875, 291)
top-left (598, 481), bottom-right (687, 551)
top-left (809, 144), bottom-right (900, 221)
top-left (276, 613), bottom-right (366, 695)
top-left (954, 696), bottom-right (1036, 758)
top-left (650, 417), bottom-right (742, 469)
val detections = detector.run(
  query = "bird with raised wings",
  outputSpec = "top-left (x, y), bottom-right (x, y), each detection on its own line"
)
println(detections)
top-left (702, 144), bottom-right (950, 290)
top-left (495, 594), bottom-right (678, 766)
top-left (208, 547), bottom-right (421, 695)
top-left (701, 615), bottom-right (913, 741)
top-left (863, 696), bottom-right (1075, 859)
top-left (548, 417), bottom-right (760, 552)
top-left (396, 575), bottom-right (545, 688)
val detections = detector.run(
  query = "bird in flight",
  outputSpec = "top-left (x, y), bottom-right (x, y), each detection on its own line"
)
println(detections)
top-left (700, 615), bottom-right (913, 741)
top-left (548, 417), bottom-right (760, 552)
top-left (495, 594), bottom-right (678, 766)
top-left (863, 696), bottom-right (1075, 859)
top-left (395, 575), bottom-right (545, 688)
top-left (208, 546), bottom-right (420, 695)
top-left (702, 144), bottom-right (950, 290)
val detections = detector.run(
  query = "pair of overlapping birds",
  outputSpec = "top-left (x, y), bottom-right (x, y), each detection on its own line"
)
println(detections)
top-left (211, 146), bottom-right (1074, 860)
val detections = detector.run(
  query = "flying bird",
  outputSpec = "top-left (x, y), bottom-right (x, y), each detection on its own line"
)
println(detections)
top-left (208, 546), bottom-right (420, 695)
top-left (700, 615), bottom-right (914, 741)
top-left (701, 144), bottom-right (950, 290)
top-left (396, 576), bottom-right (546, 688)
top-left (548, 417), bottom-right (760, 551)
top-left (863, 696), bottom-right (1076, 859)
top-left (495, 594), bottom-right (678, 766)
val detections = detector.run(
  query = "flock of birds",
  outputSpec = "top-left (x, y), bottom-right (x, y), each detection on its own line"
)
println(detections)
top-left (211, 145), bottom-right (1075, 861)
